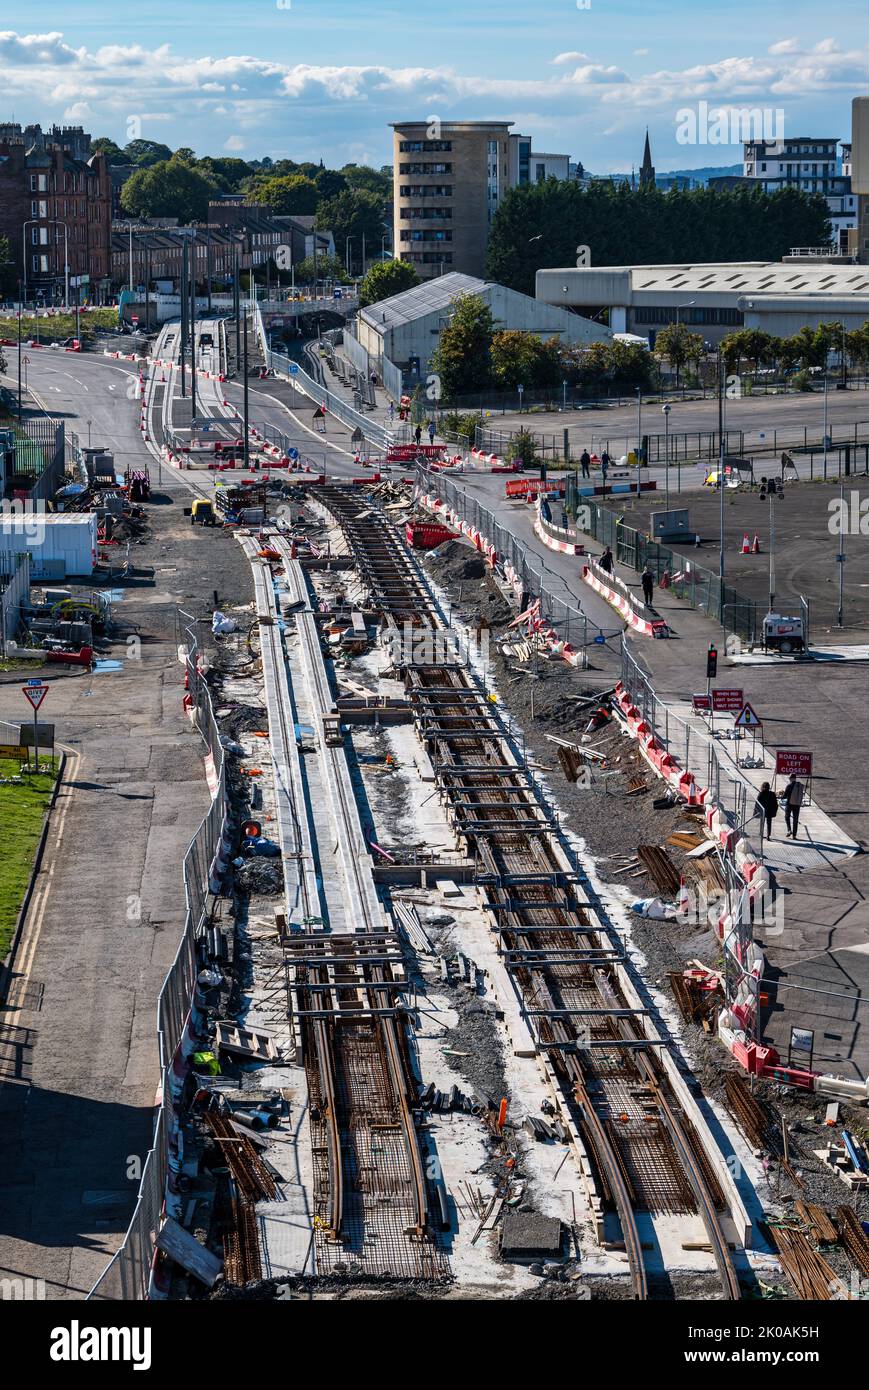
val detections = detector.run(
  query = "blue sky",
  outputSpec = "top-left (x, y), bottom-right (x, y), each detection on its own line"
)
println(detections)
top-left (0, 2), bottom-right (865, 170)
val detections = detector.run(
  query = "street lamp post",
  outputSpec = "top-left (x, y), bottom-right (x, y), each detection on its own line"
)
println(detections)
top-left (635, 388), bottom-right (642, 499)
top-left (718, 349), bottom-right (726, 586)
top-left (822, 371), bottom-right (829, 479)
top-left (836, 475), bottom-right (846, 628)
top-left (662, 403), bottom-right (671, 510)
top-left (345, 236), bottom-right (355, 276)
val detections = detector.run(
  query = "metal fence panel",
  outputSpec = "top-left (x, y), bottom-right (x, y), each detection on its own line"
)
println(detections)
top-left (87, 612), bottom-right (228, 1300)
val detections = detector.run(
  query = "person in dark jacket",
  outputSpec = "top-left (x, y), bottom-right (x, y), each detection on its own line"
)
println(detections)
top-left (599, 545), bottom-right (614, 574)
top-left (580, 449), bottom-right (591, 479)
top-left (641, 563), bottom-right (654, 607)
top-left (755, 782), bottom-right (779, 840)
top-left (414, 423), bottom-right (422, 446)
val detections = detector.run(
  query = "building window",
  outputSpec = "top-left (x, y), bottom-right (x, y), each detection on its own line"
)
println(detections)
top-left (398, 139), bottom-right (453, 153)
top-left (400, 185), bottom-right (453, 198)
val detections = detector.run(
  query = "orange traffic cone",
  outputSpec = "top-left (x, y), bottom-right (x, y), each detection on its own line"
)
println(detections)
top-left (751, 533), bottom-right (761, 553)
top-left (740, 533), bottom-right (751, 553)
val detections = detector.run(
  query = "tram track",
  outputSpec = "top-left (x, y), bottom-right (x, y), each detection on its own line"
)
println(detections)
top-left (239, 532), bottom-right (445, 1279)
top-left (308, 482), bottom-right (743, 1300)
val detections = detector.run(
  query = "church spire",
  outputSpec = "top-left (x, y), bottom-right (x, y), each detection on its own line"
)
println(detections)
top-left (640, 128), bottom-right (655, 189)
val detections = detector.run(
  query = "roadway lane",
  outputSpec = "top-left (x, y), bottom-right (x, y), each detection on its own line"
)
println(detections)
top-left (0, 340), bottom-right (234, 1296)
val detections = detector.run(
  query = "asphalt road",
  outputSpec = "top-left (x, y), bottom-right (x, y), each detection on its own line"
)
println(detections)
top-left (0, 340), bottom-right (253, 1295)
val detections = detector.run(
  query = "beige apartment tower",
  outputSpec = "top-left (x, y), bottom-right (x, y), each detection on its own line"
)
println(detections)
top-left (390, 120), bottom-right (513, 280)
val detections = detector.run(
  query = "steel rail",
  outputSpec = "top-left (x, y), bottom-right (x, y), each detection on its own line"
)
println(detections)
top-left (240, 537), bottom-right (344, 1245)
top-left (312, 483), bottom-right (742, 1301)
top-left (274, 538), bottom-right (429, 1238)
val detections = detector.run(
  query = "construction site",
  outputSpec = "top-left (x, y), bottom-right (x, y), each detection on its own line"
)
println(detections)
top-left (112, 474), bottom-right (868, 1305)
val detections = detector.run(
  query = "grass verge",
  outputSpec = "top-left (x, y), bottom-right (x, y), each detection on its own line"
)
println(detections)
top-left (0, 755), bottom-right (59, 959)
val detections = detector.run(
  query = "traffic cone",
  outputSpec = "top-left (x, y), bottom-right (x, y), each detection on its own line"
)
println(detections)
top-left (678, 873), bottom-right (690, 918)
top-left (740, 533), bottom-right (751, 553)
top-left (752, 533), bottom-right (761, 553)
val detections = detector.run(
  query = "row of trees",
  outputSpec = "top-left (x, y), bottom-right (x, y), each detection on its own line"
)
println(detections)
top-left (101, 139), bottom-right (393, 269)
top-left (430, 294), bottom-right (656, 400)
top-left (718, 322), bottom-right (869, 374)
top-left (485, 181), bottom-right (831, 296)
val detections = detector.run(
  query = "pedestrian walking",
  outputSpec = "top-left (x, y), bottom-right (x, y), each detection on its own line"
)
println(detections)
top-left (388, 400), bottom-right (395, 424)
top-left (755, 782), bottom-right (779, 841)
top-left (641, 563), bottom-right (654, 607)
top-left (780, 773), bottom-right (805, 839)
top-left (600, 451), bottom-right (610, 489)
top-left (370, 369), bottom-right (378, 387)
top-left (414, 423), bottom-right (422, 446)
top-left (427, 420), bottom-right (436, 445)
top-left (599, 545), bottom-right (614, 574)
top-left (580, 449), bottom-right (591, 479)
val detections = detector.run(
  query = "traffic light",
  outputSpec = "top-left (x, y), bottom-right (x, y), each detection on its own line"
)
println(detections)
top-left (706, 644), bottom-right (718, 679)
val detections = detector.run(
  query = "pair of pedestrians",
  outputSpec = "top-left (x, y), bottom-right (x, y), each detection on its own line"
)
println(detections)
top-left (755, 775), bottom-right (805, 840)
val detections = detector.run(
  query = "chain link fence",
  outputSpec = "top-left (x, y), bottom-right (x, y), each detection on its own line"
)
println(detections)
top-left (87, 611), bottom-right (228, 1299)
top-left (417, 464), bottom-right (621, 651)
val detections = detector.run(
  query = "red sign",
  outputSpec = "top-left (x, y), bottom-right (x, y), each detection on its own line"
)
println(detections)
top-left (692, 693), bottom-right (712, 712)
top-left (22, 683), bottom-right (49, 711)
top-left (712, 687), bottom-right (744, 713)
top-left (775, 750), bottom-right (813, 778)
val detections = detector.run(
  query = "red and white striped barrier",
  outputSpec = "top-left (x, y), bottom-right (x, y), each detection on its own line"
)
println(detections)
top-left (612, 682), bottom-right (709, 808)
top-left (583, 565), bottom-right (668, 638)
top-left (534, 509), bottom-right (584, 556)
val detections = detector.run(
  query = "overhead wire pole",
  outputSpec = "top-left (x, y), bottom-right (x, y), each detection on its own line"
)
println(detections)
top-left (243, 301), bottom-right (250, 472)
top-left (718, 349), bottom-right (725, 598)
top-left (17, 281), bottom-right (22, 422)
top-left (180, 239), bottom-right (188, 400)
top-left (234, 247), bottom-right (241, 367)
top-left (190, 234), bottom-right (198, 425)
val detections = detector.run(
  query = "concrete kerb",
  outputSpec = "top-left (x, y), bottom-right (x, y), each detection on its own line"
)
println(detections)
top-left (0, 749), bottom-right (67, 1004)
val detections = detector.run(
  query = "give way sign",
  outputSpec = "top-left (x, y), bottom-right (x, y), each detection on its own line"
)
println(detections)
top-left (22, 682), bottom-right (49, 711)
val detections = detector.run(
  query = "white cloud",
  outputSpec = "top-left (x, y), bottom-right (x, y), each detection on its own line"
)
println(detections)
top-left (0, 28), bottom-right (861, 165)
top-left (224, 134), bottom-right (245, 151)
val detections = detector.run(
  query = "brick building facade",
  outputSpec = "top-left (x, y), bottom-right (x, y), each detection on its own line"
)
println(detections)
top-left (0, 124), bottom-right (112, 303)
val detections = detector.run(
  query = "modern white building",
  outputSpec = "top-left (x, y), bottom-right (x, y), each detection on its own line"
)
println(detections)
top-left (742, 136), bottom-right (856, 251)
top-left (536, 261), bottom-right (869, 345)
top-left (356, 271), bottom-right (610, 377)
top-left (508, 136), bottom-right (570, 186)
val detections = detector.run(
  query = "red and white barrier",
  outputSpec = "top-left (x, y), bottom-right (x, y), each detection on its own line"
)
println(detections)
top-left (534, 509), bottom-right (584, 557)
top-left (583, 565), bottom-right (668, 638)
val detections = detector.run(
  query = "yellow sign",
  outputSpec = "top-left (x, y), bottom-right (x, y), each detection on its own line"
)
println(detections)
top-left (0, 745), bottom-right (27, 760)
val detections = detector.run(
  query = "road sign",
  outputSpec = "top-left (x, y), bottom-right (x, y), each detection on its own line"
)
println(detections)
top-left (712, 687), bottom-right (744, 713)
top-left (775, 750), bottom-right (813, 778)
top-left (288, 363), bottom-right (299, 376)
top-left (22, 682), bottom-right (48, 712)
top-left (594, 634), bottom-right (606, 645)
top-left (734, 703), bottom-right (762, 729)
top-left (692, 693), bottom-right (712, 712)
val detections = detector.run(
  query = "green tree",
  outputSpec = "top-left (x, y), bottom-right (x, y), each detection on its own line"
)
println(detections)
top-left (506, 427), bottom-right (539, 468)
top-left (293, 253), bottom-right (349, 284)
top-left (654, 323), bottom-right (704, 386)
top-left (358, 258), bottom-right (419, 307)
top-left (123, 139), bottom-right (173, 167)
top-left (430, 294), bottom-right (494, 397)
top-left (318, 189), bottom-right (386, 269)
top-left (490, 330), bottom-right (562, 389)
top-left (91, 137), bottom-right (125, 164)
top-left (195, 156), bottom-right (252, 191)
top-left (314, 168), bottom-right (348, 200)
top-left (256, 174), bottom-right (319, 216)
top-left (120, 157), bottom-right (215, 222)
top-left (485, 180), bottom-right (831, 296)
